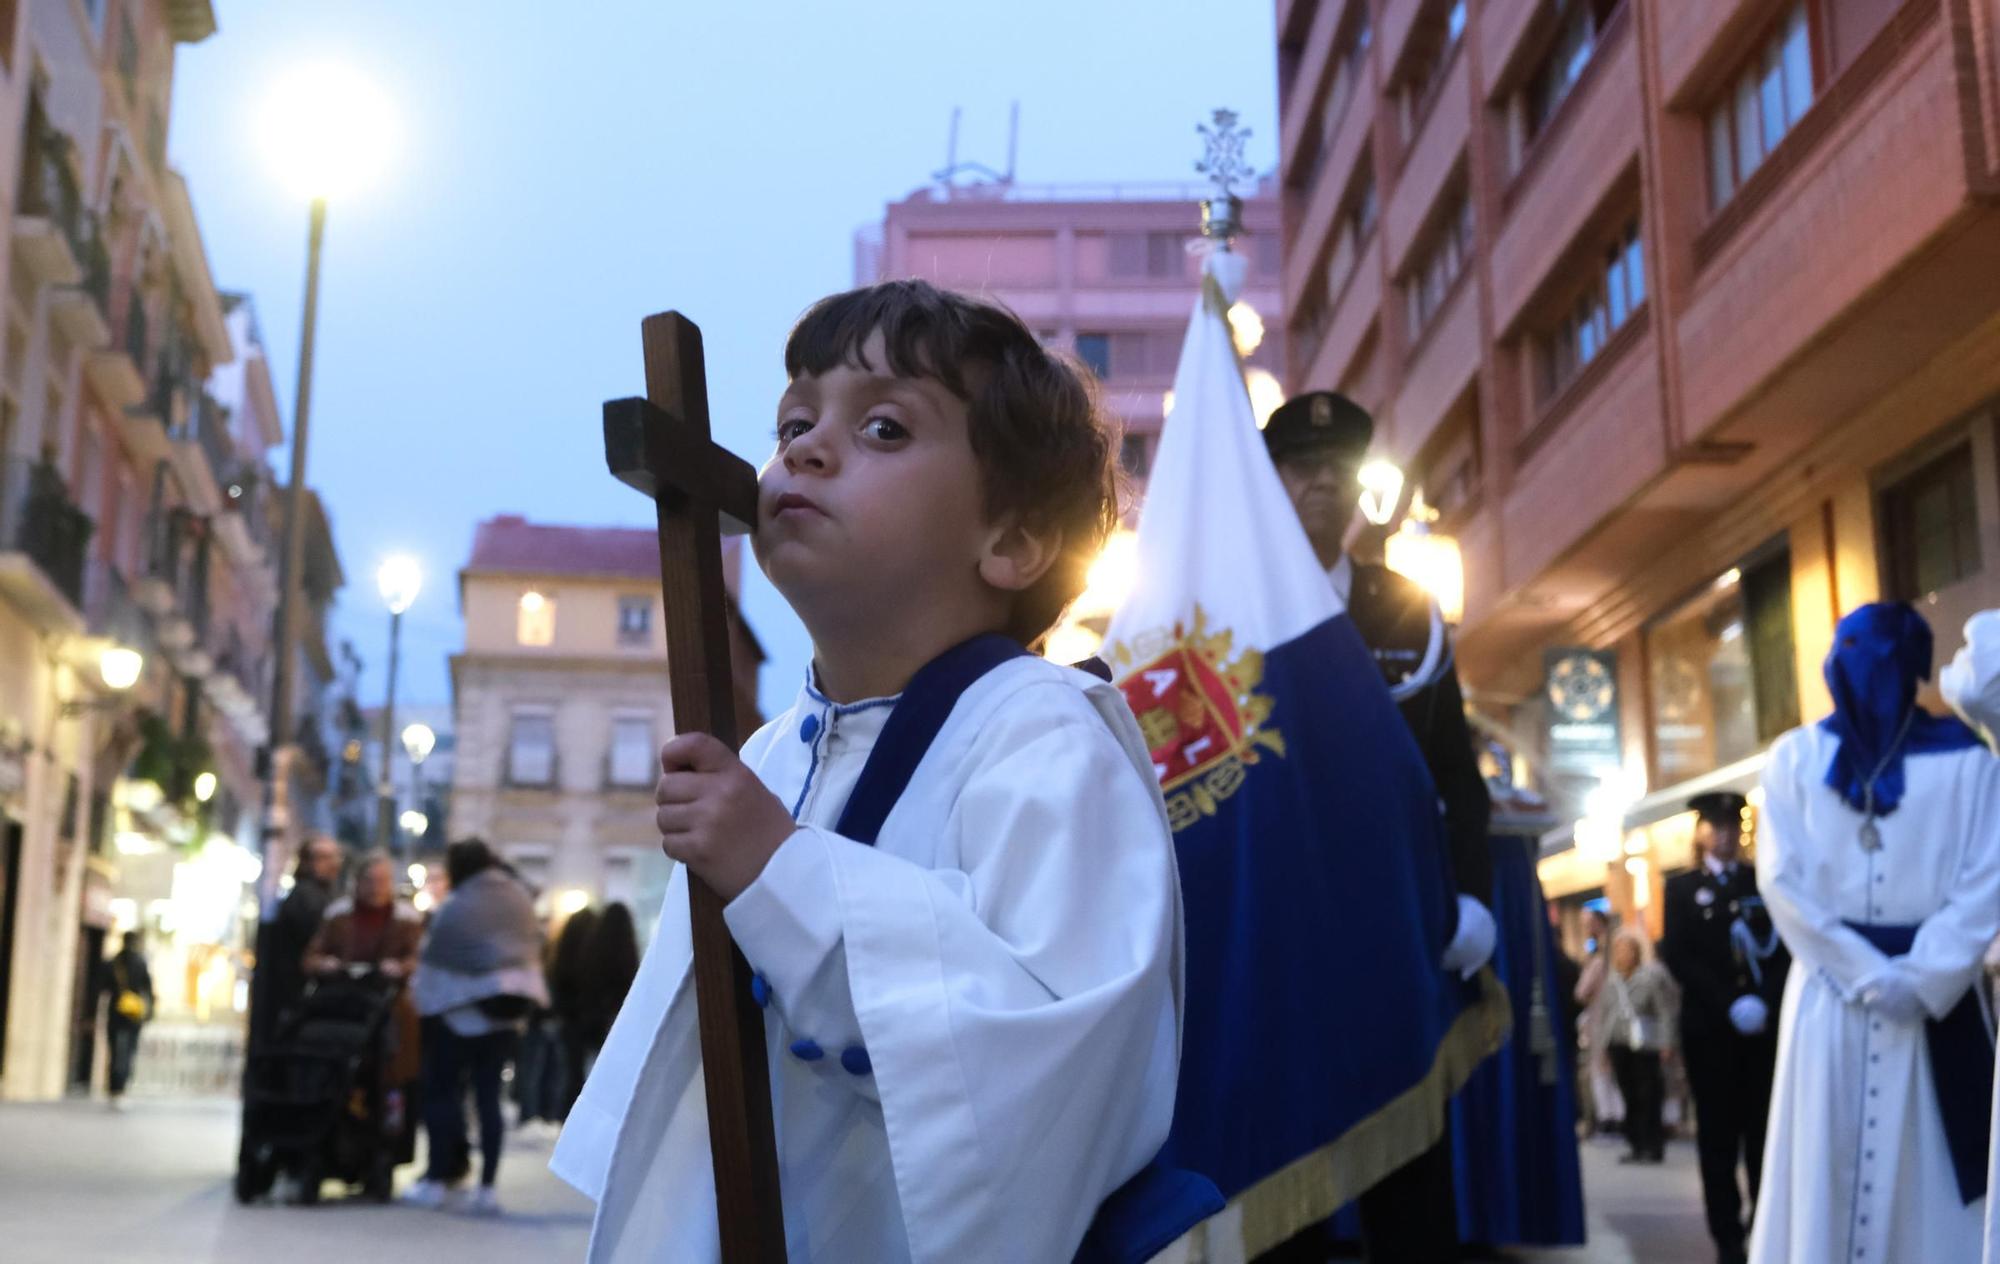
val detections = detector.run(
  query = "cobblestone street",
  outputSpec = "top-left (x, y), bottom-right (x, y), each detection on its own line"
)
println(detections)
top-left (0, 1097), bottom-right (1716, 1262)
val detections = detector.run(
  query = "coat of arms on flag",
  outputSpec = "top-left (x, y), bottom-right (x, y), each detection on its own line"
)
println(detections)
top-left (1108, 605), bottom-right (1285, 831)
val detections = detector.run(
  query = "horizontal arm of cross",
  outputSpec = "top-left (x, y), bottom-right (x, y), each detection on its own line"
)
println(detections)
top-left (603, 397), bottom-right (760, 535)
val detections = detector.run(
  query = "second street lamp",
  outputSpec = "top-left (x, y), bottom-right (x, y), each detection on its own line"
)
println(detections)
top-left (401, 720), bottom-right (435, 849)
top-left (375, 556), bottom-right (421, 851)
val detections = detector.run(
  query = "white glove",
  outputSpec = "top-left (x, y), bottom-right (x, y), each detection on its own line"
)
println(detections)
top-left (1440, 895), bottom-right (1497, 980)
top-left (1859, 969), bottom-right (1926, 1023)
top-left (1728, 994), bottom-right (1769, 1036)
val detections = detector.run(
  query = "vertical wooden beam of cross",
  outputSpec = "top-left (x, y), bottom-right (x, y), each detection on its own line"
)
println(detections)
top-left (604, 312), bottom-right (786, 1262)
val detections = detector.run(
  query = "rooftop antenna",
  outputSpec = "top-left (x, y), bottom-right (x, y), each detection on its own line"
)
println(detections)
top-left (931, 105), bottom-right (1013, 193)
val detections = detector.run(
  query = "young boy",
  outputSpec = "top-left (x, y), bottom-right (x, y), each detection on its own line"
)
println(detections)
top-left (551, 281), bottom-right (1184, 1262)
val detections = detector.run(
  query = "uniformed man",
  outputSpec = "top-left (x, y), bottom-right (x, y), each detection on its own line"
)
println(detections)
top-left (1262, 390), bottom-right (1496, 1264)
top-left (1658, 791), bottom-right (1788, 1264)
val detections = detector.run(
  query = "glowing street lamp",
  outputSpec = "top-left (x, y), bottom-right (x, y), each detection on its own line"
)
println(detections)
top-left (377, 556), bottom-right (422, 615)
top-left (400, 721), bottom-right (436, 765)
top-left (193, 771), bottom-right (218, 803)
top-left (1356, 460), bottom-right (1405, 527)
top-left (99, 645), bottom-right (143, 691)
top-left (399, 809), bottom-right (429, 838)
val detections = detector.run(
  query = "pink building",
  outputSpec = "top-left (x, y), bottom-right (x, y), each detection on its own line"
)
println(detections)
top-left (858, 179), bottom-right (1286, 484)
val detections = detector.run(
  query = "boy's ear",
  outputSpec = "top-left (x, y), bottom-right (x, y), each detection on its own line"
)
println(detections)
top-left (977, 519), bottom-right (1061, 594)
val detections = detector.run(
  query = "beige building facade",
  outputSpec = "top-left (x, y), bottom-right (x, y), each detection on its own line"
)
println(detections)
top-left (448, 515), bottom-right (761, 931)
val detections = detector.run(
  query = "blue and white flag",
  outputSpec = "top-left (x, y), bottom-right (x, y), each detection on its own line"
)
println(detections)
top-left (1103, 247), bottom-right (1506, 1252)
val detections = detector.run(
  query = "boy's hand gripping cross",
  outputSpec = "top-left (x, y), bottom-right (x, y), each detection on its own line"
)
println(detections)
top-left (604, 311), bottom-right (785, 1263)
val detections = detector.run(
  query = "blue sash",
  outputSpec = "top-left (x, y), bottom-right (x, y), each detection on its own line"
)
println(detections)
top-left (830, 634), bottom-right (1223, 1263)
top-left (1845, 921), bottom-right (1994, 1204)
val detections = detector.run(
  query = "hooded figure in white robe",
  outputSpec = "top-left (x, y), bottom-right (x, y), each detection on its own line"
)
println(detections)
top-left (1752, 603), bottom-right (2000, 1264)
top-left (551, 649), bottom-right (1183, 1263)
top-left (1940, 609), bottom-right (2000, 1264)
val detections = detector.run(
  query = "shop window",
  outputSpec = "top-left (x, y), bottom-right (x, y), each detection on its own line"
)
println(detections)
top-left (1538, 218), bottom-right (1645, 401)
top-left (1646, 547), bottom-right (1799, 785)
top-left (507, 709), bottom-right (556, 787)
top-left (1706, 4), bottom-right (1814, 210)
top-left (1881, 443), bottom-right (1983, 600)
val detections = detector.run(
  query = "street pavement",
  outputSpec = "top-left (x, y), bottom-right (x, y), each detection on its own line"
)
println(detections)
top-left (0, 1098), bottom-right (1713, 1262)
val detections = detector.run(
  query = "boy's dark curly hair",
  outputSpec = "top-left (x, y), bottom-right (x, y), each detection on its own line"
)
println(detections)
top-left (784, 279), bottom-right (1122, 646)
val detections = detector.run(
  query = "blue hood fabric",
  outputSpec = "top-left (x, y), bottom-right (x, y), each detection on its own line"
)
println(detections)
top-left (1817, 603), bottom-right (1979, 817)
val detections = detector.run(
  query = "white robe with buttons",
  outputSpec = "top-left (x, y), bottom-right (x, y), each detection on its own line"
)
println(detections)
top-left (550, 655), bottom-right (1183, 1263)
top-left (1750, 724), bottom-right (2000, 1264)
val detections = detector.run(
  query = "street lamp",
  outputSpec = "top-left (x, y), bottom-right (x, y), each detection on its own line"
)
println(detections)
top-left (261, 63), bottom-right (393, 904)
top-left (60, 644), bottom-right (144, 717)
top-left (374, 556), bottom-right (421, 850)
top-left (1384, 490), bottom-right (1465, 625)
top-left (398, 809), bottom-right (428, 838)
top-left (401, 720), bottom-right (435, 848)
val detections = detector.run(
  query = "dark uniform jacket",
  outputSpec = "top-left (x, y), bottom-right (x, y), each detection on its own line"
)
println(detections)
top-left (1659, 863), bottom-right (1790, 1038)
top-left (1341, 559), bottom-right (1494, 903)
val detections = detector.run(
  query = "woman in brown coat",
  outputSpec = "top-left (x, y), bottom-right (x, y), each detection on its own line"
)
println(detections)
top-left (305, 852), bottom-right (425, 1087)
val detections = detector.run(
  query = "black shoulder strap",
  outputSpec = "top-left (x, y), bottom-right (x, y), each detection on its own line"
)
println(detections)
top-left (832, 634), bottom-right (1028, 847)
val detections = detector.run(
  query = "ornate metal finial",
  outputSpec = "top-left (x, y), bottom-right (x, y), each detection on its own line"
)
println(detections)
top-left (1195, 108), bottom-right (1252, 242)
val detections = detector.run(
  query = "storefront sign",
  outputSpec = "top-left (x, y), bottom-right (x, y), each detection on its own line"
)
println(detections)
top-left (1545, 648), bottom-right (1621, 774)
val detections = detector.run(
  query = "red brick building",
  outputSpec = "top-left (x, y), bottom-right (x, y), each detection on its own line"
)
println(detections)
top-left (1276, 0), bottom-right (2000, 927)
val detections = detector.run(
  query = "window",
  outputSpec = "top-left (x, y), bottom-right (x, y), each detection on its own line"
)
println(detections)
top-left (1405, 191), bottom-right (1474, 341)
top-left (1520, 0), bottom-right (1621, 155)
top-left (1109, 232), bottom-right (1186, 280)
top-left (1540, 219), bottom-right (1645, 399)
top-left (1707, 4), bottom-right (1813, 209)
top-left (516, 589), bottom-right (555, 646)
top-left (507, 709), bottom-right (556, 786)
top-left (602, 848), bottom-right (643, 908)
top-left (1646, 548), bottom-right (1798, 784)
top-left (608, 714), bottom-right (654, 788)
top-left (503, 845), bottom-right (553, 896)
top-left (617, 594), bottom-right (652, 646)
top-left (1120, 433), bottom-right (1153, 480)
top-left (1074, 333), bottom-right (1110, 380)
top-left (1881, 444), bottom-right (1984, 600)
top-left (1326, 164), bottom-right (1378, 304)
top-left (1396, 0), bottom-right (1468, 144)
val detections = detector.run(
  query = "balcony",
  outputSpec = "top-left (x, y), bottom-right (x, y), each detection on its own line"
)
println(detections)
top-left (0, 458), bottom-right (92, 632)
top-left (168, 387), bottom-right (231, 513)
top-left (82, 559), bottom-right (151, 652)
top-left (204, 627), bottom-right (269, 746)
top-left (50, 222), bottom-right (112, 351)
top-left (12, 107), bottom-right (86, 289)
top-left (93, 300), bottom-right (154, 457)
top-left (134, 508), bottom-right (209, 663)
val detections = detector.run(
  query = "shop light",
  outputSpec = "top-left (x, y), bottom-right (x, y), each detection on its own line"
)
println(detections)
top-left (1715, 568), bottom-right (1742, 590)
top-left (124, 779), bottom-right (165, 814)
top-left (556, 887), bottom-right (592, 917)
top-left (399, 809), bottom-right (429, 837)
top-left (408, 863), bottom-right (428, 887)
top-left (1384, 492), bottom-right (1465, 625)
top-left (114, 831), bottom-right (156, 856)
top-left (193, 771), bottom-right (217, 803)
top-left (413, 889), bottom-right (435, 913)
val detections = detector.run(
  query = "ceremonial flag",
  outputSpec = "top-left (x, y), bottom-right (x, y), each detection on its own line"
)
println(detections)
top-left (1102, 246), bottom-right (1506, 1253)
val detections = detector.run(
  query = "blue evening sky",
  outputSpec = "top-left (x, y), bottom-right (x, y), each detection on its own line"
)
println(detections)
top-left (169, 1), bottom-right (1279, 719)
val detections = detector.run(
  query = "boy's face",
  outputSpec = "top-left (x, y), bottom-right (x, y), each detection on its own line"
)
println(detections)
top-left (756, 331), bottom-right (997, 632)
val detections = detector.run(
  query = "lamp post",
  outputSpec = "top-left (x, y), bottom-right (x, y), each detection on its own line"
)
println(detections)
top-left (374, 556), bottom-right (420, 851)
top-left (258, 64), bottom-right (393, 898)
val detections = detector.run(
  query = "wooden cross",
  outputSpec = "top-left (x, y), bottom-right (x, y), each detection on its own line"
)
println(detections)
top-left (604, 311), bottom-right (786, 1263)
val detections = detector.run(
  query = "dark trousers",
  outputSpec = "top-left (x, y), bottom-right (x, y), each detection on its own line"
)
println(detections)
top-left (1356, 1131), bottom-right (1460, 1263)
top-left (1683, 1026), bottom-right (1777, 1258)
top-left (107, 1018), bottom-right (141, 1097)
top-left (420, 1017), bottom-right (516, 1187)
top-left (1608, 1045), bottom-right (1665, 1159)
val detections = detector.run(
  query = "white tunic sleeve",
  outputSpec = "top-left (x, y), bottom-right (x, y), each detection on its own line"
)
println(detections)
top-left (1942, 609), bottom-right (2000, 744)
top-left (1757, 730), bottom-right (1893, 999)
top-left (733, 684), bottom-right (1179, 1262)
top-left (1903, 749), bottom-right (2000, 1016)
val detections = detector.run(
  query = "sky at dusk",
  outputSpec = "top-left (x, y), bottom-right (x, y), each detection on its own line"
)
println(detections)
top-left (168, 1), bottom-right (1280, 719)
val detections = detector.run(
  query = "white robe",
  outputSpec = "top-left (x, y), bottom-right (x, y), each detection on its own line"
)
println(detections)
top-left (1940, 610), bottom-right (2000, 1264)
top-left (550, 655), bottom-right (1183, 1263)
top-left (1751, 723), bottom-right (2000, 1264)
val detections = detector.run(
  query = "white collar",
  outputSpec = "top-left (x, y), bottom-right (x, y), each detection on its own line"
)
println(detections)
top-left (797, 667), bottom-right (902, 748)
top-left (1704, 854), bottom-right (1738, 880)
top-left (1327, 552), bottom-right (1353, 604)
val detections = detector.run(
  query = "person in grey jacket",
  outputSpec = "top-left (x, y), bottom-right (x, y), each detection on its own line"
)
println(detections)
top-left (1593, 928), bottom-right (1677, 1165)
top-left (402, 839), bottom-right (548, 1215)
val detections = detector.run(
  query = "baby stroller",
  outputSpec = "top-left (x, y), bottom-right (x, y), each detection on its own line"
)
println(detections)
top-left (236, 964), bottom-right (409, 1204)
